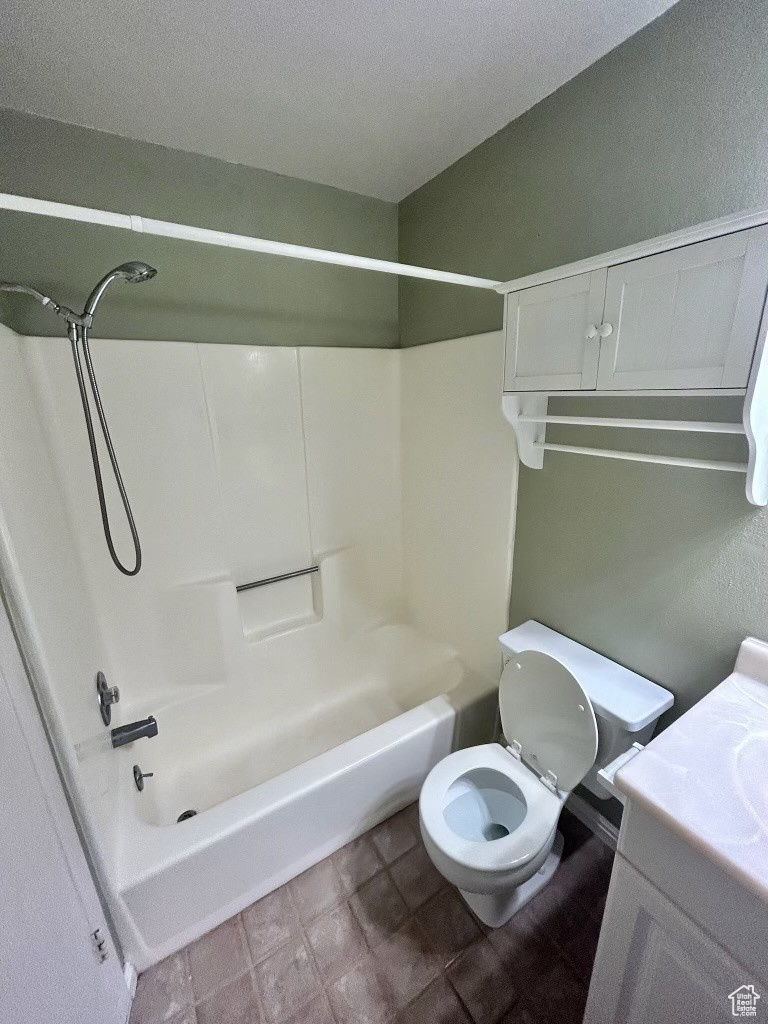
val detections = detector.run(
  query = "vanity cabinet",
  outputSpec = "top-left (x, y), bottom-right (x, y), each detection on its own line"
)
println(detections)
top-left (585, 854), bottom-right (760, 1024)
top-left (585, 639), bottom-right (768, 1024)
top-left (504, 225), bottom-right (768, 393)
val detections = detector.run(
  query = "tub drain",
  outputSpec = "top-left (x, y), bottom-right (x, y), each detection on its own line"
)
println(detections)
top-left (483, 822), bottom-right (510, 841)
top-left (177, 809), bottom-right (198, 823)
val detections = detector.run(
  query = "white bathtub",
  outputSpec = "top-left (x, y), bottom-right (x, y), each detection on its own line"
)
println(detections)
top-left (110, 624), bottom-right (466, 970)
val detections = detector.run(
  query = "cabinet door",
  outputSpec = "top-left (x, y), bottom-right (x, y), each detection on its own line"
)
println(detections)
top-left (597, 226), bottom-right (768, 390)
top-left (585, 856), bottom-right (758, 1024)
top-left (504, 269), bottom-right (606, 391)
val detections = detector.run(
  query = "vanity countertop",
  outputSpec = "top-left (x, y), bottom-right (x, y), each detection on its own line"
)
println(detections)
top-left (616, 636), bottom-right (768, 903)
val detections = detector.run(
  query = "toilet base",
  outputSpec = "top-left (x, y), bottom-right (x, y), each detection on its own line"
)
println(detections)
top-left (458, 831), bottom-right (564, 928)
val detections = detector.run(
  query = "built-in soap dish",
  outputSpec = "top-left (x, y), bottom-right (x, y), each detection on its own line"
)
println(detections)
top-left (235, 565), bottom-right (322, 641)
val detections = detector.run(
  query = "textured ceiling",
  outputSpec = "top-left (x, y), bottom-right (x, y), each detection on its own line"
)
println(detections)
top-left (0, 0), bottom-right (678, 200)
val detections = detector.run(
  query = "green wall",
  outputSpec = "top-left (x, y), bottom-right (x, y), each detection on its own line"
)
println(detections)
top-left (399, 0), bottom-right (768, 348)
top-left (0, 108), bottom-right (398, 347)
top-left (400, 0), bottom-right (768, 721)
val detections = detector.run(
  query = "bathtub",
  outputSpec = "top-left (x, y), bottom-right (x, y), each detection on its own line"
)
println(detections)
top-left (110, 624), bottom-right (467, 970)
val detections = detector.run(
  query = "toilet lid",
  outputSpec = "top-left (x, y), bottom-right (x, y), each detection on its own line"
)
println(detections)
top-left (499, 650), bottom-right (598, 792)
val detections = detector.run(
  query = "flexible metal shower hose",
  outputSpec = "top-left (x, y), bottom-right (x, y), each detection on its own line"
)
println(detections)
top-left (68, 323), bottom-right (142, 576)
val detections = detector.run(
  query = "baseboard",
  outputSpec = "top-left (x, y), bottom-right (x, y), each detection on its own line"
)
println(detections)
top-left (566, 792), bottom-right (620, 851)
top-left (124, 960), bottom-right (138, 998)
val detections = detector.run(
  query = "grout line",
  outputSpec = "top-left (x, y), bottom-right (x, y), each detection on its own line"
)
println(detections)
top-left (295, 348), bottom-right (316, 559)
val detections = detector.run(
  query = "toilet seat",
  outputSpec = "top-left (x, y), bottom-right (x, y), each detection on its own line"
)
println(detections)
top-left (499, 650), bottom-right (598, 793)
top-left (419, 743), bottom-right (561, 873)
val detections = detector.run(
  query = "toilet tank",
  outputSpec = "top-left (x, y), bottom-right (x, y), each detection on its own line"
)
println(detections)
top-left (498, 621), bottom-right (674, 799)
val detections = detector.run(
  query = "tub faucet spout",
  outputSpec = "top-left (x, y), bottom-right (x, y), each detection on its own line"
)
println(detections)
top-left (111, 716), bottom-right (158, 748)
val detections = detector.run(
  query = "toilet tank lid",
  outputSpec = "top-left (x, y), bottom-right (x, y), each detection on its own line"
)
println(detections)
top-left (499, 621), bottom-right (674, 732)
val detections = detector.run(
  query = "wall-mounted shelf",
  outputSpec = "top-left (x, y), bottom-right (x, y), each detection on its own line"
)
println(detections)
top-left (503, 387), bottom-right (765, 502)
top-left (500, 212), bottom-right (768, 506)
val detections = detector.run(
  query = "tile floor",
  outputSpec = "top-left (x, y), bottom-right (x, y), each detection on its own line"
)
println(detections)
top-left (129, 804), bottom-right (613, 1024)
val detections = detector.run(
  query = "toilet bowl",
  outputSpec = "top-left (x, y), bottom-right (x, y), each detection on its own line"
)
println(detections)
top-left (419, 621), bottom-right (674, 928)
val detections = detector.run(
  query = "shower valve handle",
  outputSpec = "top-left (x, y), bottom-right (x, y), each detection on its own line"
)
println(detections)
top-left (96, 670), bottom-right (120, 726)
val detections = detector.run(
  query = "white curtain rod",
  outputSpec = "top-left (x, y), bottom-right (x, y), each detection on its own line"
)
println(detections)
top-left (0, 191), bottom-right (501, 291)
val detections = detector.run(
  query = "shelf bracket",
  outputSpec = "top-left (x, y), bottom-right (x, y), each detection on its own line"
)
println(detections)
top-left (502, 393), bottom-right (548, 469)
top-left (744, 295), bottom-right (768, 506)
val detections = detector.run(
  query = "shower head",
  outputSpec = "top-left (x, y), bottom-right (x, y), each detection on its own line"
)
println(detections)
top-left (84, 261), bottom-right (157, 319)
top-left (116, 261), bottom-right (158, 284)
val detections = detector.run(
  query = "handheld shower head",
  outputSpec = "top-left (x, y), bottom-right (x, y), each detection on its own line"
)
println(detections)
top-left (84, 261), bottom-right (157, 319)
top-left (116, 261), bottom-right (158, 283)
top-left (1, 262), bottom-right (157, 577)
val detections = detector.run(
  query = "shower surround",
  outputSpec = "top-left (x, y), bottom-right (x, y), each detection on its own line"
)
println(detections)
top-left (0, 324), bottom-right (515, 969)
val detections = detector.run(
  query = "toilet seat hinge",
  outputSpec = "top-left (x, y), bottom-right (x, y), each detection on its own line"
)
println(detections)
top-left (541, 769), bottom-right (558, 794)
top-left (507, 740), bottom-right (522, 761)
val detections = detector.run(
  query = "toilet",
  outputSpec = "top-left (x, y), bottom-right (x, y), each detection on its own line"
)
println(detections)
top-left (419, 621), bottom-right (673, 927)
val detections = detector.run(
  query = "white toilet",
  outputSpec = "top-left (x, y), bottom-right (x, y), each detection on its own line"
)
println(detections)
top-left (419, 621), bottom-right (673, 927)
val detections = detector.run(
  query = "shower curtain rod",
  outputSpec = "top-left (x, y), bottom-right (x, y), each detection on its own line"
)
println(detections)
top-left (0, 192), bottom-right (501, 290)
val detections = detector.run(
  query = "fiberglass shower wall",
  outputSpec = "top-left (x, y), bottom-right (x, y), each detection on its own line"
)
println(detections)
top-left (0, 322), bottom-right (517, 899)
top-left (32, 338), bottom-right (404, 709)
top-left (0, 326), bottom-right (401, 820)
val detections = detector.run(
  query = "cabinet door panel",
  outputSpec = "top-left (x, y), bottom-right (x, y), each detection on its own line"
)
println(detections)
top-left (585, 856), bottom-right (756, 1024)
top-left (598, 226), bottom-right (768, 390)
top-left (504, 269), bottom-right (606, 391)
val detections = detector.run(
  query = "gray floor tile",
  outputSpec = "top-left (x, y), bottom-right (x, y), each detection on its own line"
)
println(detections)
top-left (402, 802), bottom-right (420, 834)
top-left (370, 808), bottom-right (417, 864)
top-left (525, 956), bottom-right (587, 1024)
top-left (374, 918), bottom-right (440, 1010)
top-left (196, 972), bottom-right (260, 1024)
top-left (242, 886), bottom-right (301, 963)
top-left (416, 889), bottom-right (481, 966)
top-left (130, 950), bottom-right (194, 1024)
top-left (554, 837), bottom-right (612, 920)
top-left (306, 903), bottom-right (368, 981)
top-left (281, 993), bottom-right (335, 1024)
top-left (252, 936), bottom-right (321, 1022)
top-left (349, 870), bottom-right (410, 948)
top-left (486, 908), bottom-right (553, 989)
top-left (188, 918), bottom-right (249, 1002)
top-left (447, 938), bottom-right (518, 1024)
top-left (560, 911), bottom-right (603, 982)
top-left (498, 1000), bottom-right (539, 1024)
top-left (289, 859), bottom-right (346, 923)
top-left (390, 845), bottom-right (444, 911)
top-left (166, 1010), bottom-right (197, 1024)
top-left (333, 834), bottom-right (384, 895)
top-left (396, 976), bottom-right (471, 1024)
top-left (527, 874), bottom-right (595, 958)
top-left (327, 954), bottom-right (392, 1024)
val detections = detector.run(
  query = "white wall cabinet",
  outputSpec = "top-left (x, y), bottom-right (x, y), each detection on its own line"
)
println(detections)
top-left (503, 270), bottom-right (606, 392)
top-left (504, 225), bottom-right (768, 393)
top-left (599, 227), bottom-right (768, 390)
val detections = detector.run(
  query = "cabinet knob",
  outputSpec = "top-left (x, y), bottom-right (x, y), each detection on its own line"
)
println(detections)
top-left (597, 322), bottom-right (614, 338)
top-left (585, 325), bottom-right (599, 339)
